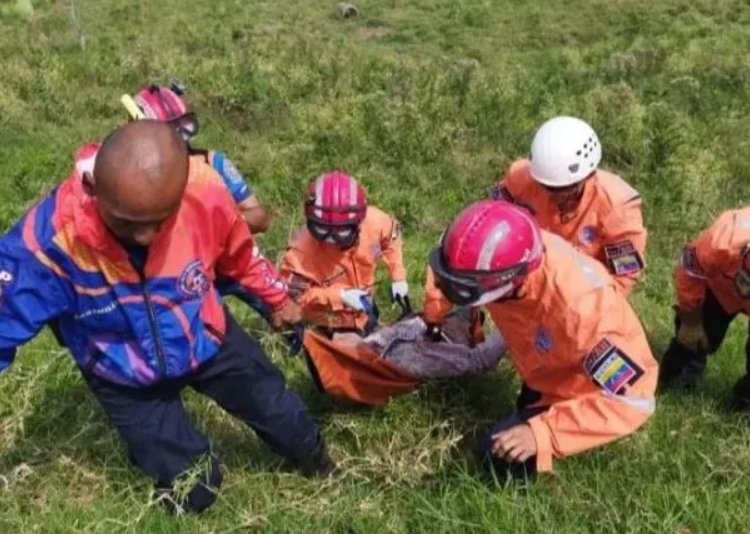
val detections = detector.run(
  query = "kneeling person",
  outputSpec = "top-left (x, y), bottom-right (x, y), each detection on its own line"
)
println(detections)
top-left (280, 172), bottom-right (408, 337)
top-left (490, 116), bottom-right (647, 294)
top-left (429, 200), bottom-right (657, 480)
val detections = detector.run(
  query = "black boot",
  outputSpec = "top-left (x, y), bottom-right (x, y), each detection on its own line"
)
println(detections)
top-left (729, 375), bottom-right (750, 411)
top-left (660, 339), bottom-right (706, 390)
top-left (297, 442), bottom-right (337, 478)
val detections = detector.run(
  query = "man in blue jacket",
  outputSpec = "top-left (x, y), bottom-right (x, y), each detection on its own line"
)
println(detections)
top-left (0, 121), bottom-right (334, 513)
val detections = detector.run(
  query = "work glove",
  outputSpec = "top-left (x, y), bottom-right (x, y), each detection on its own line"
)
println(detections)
top-left (675, 307), bottom-right (709, 353)
top-left (390, 280), bottom-right (409, 301)
top-left (341, 289), bottom-right (370, 311)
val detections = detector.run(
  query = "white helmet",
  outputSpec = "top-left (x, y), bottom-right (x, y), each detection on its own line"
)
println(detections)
top-left (529, 116), bottom-right (601, 188)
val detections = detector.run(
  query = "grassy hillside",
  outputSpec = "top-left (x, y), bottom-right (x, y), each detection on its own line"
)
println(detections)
top-left (2, 0), bottom-right (750, 531)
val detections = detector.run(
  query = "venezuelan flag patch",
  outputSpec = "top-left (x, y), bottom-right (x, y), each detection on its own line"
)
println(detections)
top-left (584, 338), bottom-right (644, 395)
top-left (604, 241), bottom-right (644, 276)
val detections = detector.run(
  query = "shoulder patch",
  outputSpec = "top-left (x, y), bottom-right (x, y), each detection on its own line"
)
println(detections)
top-left (604, 241), bottom-right (644, 276)
top-left (211, 151), bottom-right (251, 202)
top-left (584, 338), bottom-right (644, 395)
top-left (678, 245), bottom-right (705, 279)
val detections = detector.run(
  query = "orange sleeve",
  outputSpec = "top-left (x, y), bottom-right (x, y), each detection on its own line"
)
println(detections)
top-left (279, 248), bottom-right (345, 312)
top-left (216, 209), bottom-right (288, 313)
top-left (527, 389), bottom-right (654, 472)
top-left (380, 215), bottom-right (407, 282)
top-left (674, 222), bottom-right (729, 311)
top-left (423, 266), bottom-right (453, 325)
top-left (527, 331), bottom-right (657, 472)
top-left (602, 200), bottom-right (648, 295)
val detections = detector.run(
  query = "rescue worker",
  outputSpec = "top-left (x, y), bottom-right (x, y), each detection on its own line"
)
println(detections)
top-left (121, 80), bottom-right (273, 234)
top-left (489, 116), bottom-right (647, 294)
top-left (0, 121), bottom-right (334, 513)
top-left (660, 207), bottom-right (750, 406)
top-left (280, 171), bottom-right (408, 337)
top-left (428, 199), bottom-right (657, 481)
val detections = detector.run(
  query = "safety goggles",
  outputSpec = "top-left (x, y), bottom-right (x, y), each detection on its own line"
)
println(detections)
top-left (148, 85), bottom-right (200, 139)
top-left (427, 246), bottom-right (527, 306)
top-left (167, 112), bottom-right (199, 140)
top-left (307, 221), bottom-right (359, 249)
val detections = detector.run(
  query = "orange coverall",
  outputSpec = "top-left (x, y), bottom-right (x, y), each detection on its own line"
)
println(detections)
top-left (280, 207), bottom-right (406, 332)
top-left (485, 231), bottom-right (657, 472)
top-left (492, 158), bottom-right (647, 294)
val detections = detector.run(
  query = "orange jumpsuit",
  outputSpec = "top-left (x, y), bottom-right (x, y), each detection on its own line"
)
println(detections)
top-left (485, 231), bottom-right (657, 472)
top-left (675, 207), bottom-right (750, 315)
top-left (280, 207), bottom-right (406, 332)
top-left (493, 158), bottom-right (647, 294)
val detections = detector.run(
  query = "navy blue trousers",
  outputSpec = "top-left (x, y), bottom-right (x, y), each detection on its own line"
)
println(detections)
top-left (84, 311), bottom-right (322, 512)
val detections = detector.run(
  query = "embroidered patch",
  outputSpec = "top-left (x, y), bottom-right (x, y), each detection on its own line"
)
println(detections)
top-left (580, 225), bottom-right (598, 245)
top-left (604, 241), bottom-right (644, 276)
top-left (535, 326), bottom-right (553, 353)
top-left (678, 245), bottom-right (704, 278)
top-left (584, 338), bottom-right (644, 395)
top-left (220, 156), bottom-right (244, 186)
top-left (177, 260), bottom-right (210, 300)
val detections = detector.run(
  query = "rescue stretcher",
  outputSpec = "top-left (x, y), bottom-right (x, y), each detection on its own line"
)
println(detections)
top-left (290, 300), bottom-right (506, 406)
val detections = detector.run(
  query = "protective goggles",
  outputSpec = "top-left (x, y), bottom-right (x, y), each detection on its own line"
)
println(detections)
top-left (307, 221), bottom-right (360, 249)
top-left (427, 246), bottom-right (528, 306)
top-left (167, 112), bottom-right (199, 140)
top-left (147, 84), bottom-right (199, 139)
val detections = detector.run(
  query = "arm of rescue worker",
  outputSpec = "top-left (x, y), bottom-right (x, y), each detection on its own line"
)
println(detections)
top-left (674, 220), bottom-right (730, 313)
top-left (423, 266), bottom-right (453, 325)
top-left (215, 207), bottom-right (289, 315)
top-left (0, 233), bottom-right (72, 373)
top-left (379, 215), bottom-right (407, 282)
top-left (279, 249), bottom-right (346, 312)
top-left (238, 196), bottom-right (272, 235)
top-left (526, 326), bottom-right (657, 472)
top-left (210, 151), bottom-right (272, 234)
top-left (601, 201), bottom-right (647, 295)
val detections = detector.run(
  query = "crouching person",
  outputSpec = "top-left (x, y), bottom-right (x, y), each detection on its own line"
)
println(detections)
top-left (280, 171), bottom-right (408, 338)
top-left (0, 121), bottom-right (333, 514)
top-left (660, 207), bottom-right (750, 406)
top-left (428, 200), bottom-right (657, 482)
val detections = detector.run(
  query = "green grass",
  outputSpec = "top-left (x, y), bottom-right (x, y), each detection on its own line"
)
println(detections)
top-left (2, 0), bottom-right (750, 531)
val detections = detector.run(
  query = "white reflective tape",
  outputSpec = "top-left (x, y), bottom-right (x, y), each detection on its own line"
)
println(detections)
top-left (476, 221), bottom-right (510, 271)
top-left (605, 391), bottom-right (656, 414)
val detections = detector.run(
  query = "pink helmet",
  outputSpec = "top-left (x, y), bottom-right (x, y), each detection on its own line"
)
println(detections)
top-left (428, 200), bottom-right (544, 306)
top-left (304, 171), bottom-right (368, 249)
top-left (128, 79), bottom-right (199, 140)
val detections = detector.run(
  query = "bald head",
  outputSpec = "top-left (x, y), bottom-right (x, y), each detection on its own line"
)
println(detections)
top-left (85, 120), bottom-right (189, 247)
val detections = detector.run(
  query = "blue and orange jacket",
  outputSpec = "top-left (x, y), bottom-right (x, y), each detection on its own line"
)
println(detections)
top-left (0, 145), bottom-right (288, 388)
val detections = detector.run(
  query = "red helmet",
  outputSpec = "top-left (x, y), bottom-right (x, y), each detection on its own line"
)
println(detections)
top-left (128, 79), bottom-right (199, 140)
top-left (428, 200), bottom-right (544, 306)
top-left (304, 171), bottom-right (367, 249)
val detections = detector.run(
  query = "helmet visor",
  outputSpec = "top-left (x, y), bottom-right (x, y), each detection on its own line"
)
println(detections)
top-left (428, 247), bottom-right (527, 306)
